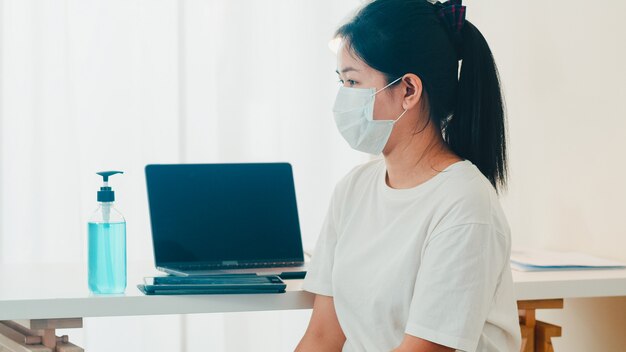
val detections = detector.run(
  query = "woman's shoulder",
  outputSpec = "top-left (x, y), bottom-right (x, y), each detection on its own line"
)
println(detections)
top-left (433, 160), bottom-right (510, 235)
top-left (335, 158), bottom-right (383, 190)
top-left (441, 160), bottom-right (492, 202)
top-left (327, 158), bottom-right (384, 206)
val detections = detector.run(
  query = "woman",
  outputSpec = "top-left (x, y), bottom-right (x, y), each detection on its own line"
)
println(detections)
top-left (296, 0), bottom-right (521, 351)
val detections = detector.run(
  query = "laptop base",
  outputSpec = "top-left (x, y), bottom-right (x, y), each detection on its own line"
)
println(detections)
top-left (158, 263), bottom-right (308, 278)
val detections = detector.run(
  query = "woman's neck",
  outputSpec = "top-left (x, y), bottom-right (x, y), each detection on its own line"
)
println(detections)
top-left (383, 124), bottom-right (461, 189)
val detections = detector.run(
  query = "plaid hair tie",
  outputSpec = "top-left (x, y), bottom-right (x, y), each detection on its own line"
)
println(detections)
top-left (432, 0), bottom-right (466, 59)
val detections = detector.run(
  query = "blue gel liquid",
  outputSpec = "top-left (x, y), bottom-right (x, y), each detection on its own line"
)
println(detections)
top-left (88, 222), bottom-right (127, 294)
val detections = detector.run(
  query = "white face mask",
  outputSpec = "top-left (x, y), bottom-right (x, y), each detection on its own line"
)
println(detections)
top-left (332, 76), bottom-right (408, 155)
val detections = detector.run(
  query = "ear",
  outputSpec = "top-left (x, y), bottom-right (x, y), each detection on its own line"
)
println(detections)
top-left (400, 74), bottom-right (423, 110)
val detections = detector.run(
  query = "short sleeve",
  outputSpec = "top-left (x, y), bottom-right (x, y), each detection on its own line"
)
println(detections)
top-left (404, 223), bottom-right (507, 352)
top-left (301, 193), bottom-right (338, 297)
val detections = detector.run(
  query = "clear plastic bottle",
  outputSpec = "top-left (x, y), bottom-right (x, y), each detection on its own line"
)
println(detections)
top-left (88, 171), bottom-right (127, 294)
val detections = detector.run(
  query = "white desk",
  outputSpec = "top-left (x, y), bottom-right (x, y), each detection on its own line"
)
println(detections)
top-left (0, 262), bottom-right (313, 321)
top-left (513, 268), bottom-right (626, 300)
top-left (1, 262), bottom-right (625, 352)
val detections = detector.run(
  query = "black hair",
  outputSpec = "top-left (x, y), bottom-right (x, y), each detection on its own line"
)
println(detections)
top-left (336, 0), bottom-right (508, 193)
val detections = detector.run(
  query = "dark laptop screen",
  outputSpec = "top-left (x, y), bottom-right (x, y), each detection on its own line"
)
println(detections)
top-left (145, 163), bottom-right (304, 267)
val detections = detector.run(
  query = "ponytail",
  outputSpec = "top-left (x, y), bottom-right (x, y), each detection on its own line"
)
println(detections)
top-left (444, 21), bottom-right (508, 193)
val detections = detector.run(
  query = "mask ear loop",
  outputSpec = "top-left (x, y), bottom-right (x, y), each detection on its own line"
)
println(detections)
top-left (371, 76), bottom-right (404, 96)
top-left (393, 108), bottom-right (409, 123)
top-left (372, 75), bottom-right (408, 123)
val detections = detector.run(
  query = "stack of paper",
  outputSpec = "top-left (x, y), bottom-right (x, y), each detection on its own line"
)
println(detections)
top-left (511, 248), bottom-right (626, 272)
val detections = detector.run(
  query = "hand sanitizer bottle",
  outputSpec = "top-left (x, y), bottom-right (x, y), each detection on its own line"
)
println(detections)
top-left (88, 171), bottom-right (127, 294)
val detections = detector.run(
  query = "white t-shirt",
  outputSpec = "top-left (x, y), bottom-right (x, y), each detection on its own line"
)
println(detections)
top-left (302, 158), bottom-right (521, 352)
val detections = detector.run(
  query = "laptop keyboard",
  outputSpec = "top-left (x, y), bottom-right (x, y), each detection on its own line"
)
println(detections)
top-left (176, 261), bottom-right (302, 270)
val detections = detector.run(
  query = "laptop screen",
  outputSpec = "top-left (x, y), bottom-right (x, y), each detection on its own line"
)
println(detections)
top-left (145, 163), bottom-right (304, 267)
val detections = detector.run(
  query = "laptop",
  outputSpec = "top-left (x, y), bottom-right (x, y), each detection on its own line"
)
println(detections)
top-left (145, 163), bottom-right (308, 277)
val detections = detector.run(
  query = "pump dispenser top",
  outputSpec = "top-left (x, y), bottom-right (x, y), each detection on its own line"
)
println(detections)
top-left (96, 171), bottom-right (123, 202)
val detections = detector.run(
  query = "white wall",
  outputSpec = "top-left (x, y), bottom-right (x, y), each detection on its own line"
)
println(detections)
top-left (469, 1), bottom-right (626, 350)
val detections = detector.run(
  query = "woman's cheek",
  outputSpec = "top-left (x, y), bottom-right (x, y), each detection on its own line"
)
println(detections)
top-left (373, 99), bottom-right (392, 121)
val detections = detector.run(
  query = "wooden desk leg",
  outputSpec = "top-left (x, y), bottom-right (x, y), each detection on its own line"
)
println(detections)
top-left (517, 300), bottom-right (564, 352)
top-left (518, 308), bottom-right (536, 352)
top-left (535, 321), bottom-right (562, 352)
top-left (0, 319), bottom-right (83, 352)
